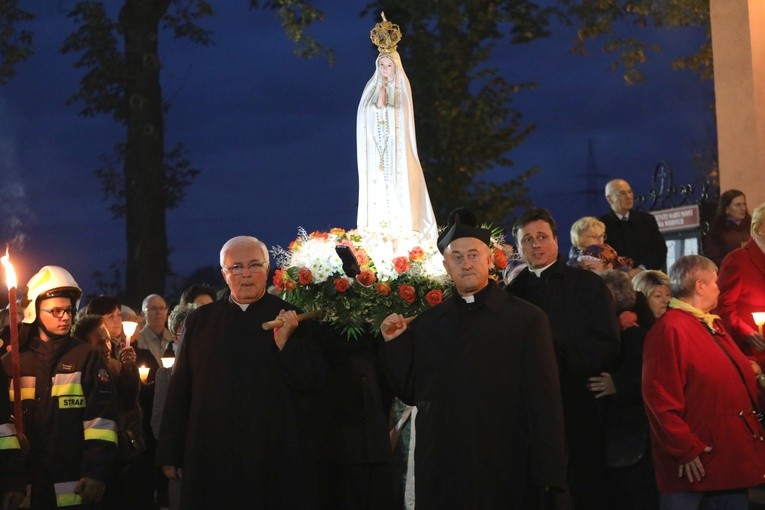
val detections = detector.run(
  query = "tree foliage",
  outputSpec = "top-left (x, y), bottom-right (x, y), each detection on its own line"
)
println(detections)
top-left (0, 0), bottom-right (33, 86)
top-left (0, 0), bottom-right (329, 304)
top-left (363, 1), bottom-right (552, 227)
top-left (556, 0), bottom-right (712, 84)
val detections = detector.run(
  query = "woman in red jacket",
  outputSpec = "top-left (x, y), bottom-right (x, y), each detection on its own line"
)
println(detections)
top-left (643, 254), bottom-right (765, 509)
top-left (715, 202), bottom-right (765, 365)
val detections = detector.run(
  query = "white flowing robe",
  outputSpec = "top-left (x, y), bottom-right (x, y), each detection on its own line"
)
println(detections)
top-left (356, 52), bottom-right (437, 243)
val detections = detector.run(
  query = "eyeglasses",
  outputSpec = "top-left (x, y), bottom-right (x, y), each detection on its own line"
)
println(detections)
top-left (223, 261), bottom-right (267, 276)
top-left (520, 234), bottom-right (553, 246)
top-left (40, 307), bottom-right (76, 319)
top-left (144, 305), bottom-right (167, 313)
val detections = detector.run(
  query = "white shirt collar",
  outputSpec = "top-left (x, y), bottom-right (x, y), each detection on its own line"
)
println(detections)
top-left (529, 260), bottom-right (556, 277)
top-left (230, 297), bottom-right (250, 311)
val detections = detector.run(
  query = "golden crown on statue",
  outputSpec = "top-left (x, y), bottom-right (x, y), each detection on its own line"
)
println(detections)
top-left (370, 12), bottom-right (402, 54)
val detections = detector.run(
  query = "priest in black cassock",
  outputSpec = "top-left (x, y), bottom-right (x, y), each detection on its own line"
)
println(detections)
top-left (381, 214), bottom-right (568, 509)
top-left (156, 235), bottom-right (327, 509)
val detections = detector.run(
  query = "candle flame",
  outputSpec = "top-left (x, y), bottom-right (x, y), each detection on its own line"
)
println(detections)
top-left (1, 246), bottom-right (17, 290)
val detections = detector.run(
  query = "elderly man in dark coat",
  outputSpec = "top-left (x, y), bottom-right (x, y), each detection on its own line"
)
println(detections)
top-left (381, 214), bottom-right (568, 509)
top-left (600, 178), bottom-right (667, 270)
top-left (156, 236), bottom-right (327, 509)
top-left (508, 207), bottom-right (620, 510)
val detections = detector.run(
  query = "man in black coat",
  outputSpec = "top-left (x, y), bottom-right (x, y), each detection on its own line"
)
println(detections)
top-left (382, 217), bottom-right (567, 509)
top-left (156, 236), bottom-right (328, 509)
top-left (508, 208), bottom-right (620, 510)
top-left (599, 178), bottom-right (667, 270)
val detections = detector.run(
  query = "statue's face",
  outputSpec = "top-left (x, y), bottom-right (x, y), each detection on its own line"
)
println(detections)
top-left (378, 57), bottom-right (395, 80)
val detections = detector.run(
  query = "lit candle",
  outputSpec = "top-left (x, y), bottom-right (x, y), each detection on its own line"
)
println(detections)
top-left (1, 247), bottom-right (24, 440)
top-left (753, 312), bottom-right (765, 336)
top-left (161, 357), bottom-right (175, 369)
top-left (122, 320), bottom-right (138, 340)
top-left (138, 365), bottom-right (150, 384)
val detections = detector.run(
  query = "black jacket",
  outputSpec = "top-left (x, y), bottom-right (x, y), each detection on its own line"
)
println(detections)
top-left (156, 296), bottom-right (328, 509)
top-left (2, 334), bottom-right (118, 507)
top-left (600, 209), bottom-right (667, 270)
top-left (383, 282), bottom-right (567, 508)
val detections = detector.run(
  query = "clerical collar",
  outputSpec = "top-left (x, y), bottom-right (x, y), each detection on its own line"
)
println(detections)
top-left (529, 260), bottom-right (556, 277)
top-left (457, 282), bottom-right (494, 306)
top-left (230, 297), bottom-right (250, 311)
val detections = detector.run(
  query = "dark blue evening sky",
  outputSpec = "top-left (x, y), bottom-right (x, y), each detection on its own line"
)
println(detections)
top-left (0, 3), bottom-right (713, 302)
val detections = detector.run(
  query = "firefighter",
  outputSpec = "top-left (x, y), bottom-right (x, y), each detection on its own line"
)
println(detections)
top-left (1, 366), bottom-right (23, 509)
top-left (1, 266), bottom-right (118, 509)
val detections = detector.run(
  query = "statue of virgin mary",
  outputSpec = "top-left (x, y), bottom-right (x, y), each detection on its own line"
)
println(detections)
top-left (356, 14), bottom-right (437, 245)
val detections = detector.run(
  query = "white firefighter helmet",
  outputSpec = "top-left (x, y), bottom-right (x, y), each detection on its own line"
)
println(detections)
top-left (22, 265), bottom-right (82, 324)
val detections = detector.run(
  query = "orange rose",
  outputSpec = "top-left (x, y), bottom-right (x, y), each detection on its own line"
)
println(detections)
top-left (393, 256), bottom-right (411, 274)
top-left (399, 284), bottom-right (416, 304)
top-left (310, 230), bottom-right (329, 240)
top-left (272, 269), bottom-right (286, 291)
top-left (330, 227), bottom-right (346, 236)
top-left (375, 282), bottom-right (391, 296)
top-left (284, 279), bottom-right (297, 291)
top-left (334, 278), bottom-right (350, 293)
top-left (492, 247), bottom-right (508, 269)
top-left (408, 246), bottom-right (425, 262)
top-left (297, 267), bottom-right (313, 285)
top-left (288, 239), bottom-right (301, 252)
top-left (355, 249), bottom-right (370, 267)
top-left (425, 289), bottom-right (443, 307)
top-left (357, 269), bottom-right (377, 287)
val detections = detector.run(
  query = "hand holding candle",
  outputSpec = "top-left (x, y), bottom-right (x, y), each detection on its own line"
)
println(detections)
top-left (1, 246), bottom-right (27, 448)
top-left (138, 365), bottom-right (150, 384)
top-left (122, 320), bottom-right (138, 340)
top-left (753, 312), bottom-right (765, 337)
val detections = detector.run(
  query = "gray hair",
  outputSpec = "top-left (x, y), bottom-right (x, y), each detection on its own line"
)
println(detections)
top-left (669, 255), bottom-right (717, 299)
top-left (601, 270), bottom-right (636, 311)
top-left (168, 303), bottom-right (197, 334)
top-left (752, 202), bottom-right (765, 241)
top-left (219, 236), bottom-right (269, 268)
top-left (141, 293), bottom-right (164, 311)
top-left (604, 178), bottom-right (629, 198)
top-left (569, 216), bottom-right (606, 249)
top-left (632, 270), bottom-right (670, 296)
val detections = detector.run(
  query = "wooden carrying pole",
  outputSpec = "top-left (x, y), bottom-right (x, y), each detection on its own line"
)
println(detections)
top-left (262, 310), bottom-right (320, 330)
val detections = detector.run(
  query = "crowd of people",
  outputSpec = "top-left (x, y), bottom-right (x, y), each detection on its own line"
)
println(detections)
top-left (0, 179), bottom-right (764, 509)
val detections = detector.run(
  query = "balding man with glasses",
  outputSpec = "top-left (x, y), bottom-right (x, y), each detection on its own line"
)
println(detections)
top-left (156, 235), bottom-right (327, 510)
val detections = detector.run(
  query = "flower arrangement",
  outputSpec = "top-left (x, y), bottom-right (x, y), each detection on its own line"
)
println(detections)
top-left (271, 226), bottom-right (509, 339)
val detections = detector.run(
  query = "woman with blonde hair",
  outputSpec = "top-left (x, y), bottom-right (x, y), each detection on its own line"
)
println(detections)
top-left (567, 216), bottom-right (607, 265)
top-left (632, 270), bottom-right (671, 320)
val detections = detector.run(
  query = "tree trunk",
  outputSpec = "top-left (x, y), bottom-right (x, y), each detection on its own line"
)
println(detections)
top-left (120, 0), bottom-right (171, 306)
